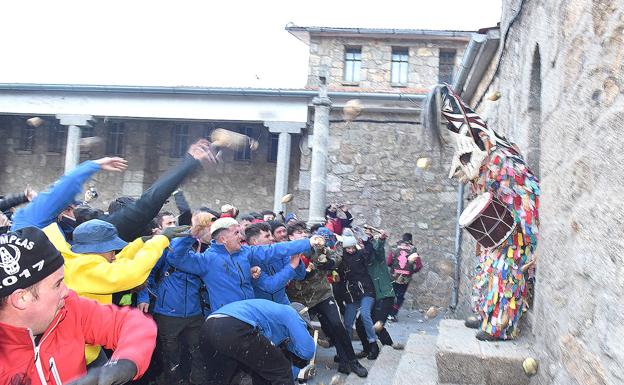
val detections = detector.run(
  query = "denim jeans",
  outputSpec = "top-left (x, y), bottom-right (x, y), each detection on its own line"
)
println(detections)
top-left (344, 296), bottom-right (376, 343)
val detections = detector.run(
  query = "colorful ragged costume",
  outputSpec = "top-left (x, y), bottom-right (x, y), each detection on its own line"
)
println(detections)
top-left (423, 84), bottom-right (540, 340)
top-left (471, 146), bottom-right (539, 339)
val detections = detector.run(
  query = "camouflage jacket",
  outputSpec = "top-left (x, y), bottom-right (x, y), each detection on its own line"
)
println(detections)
top-left (286, 245), bottom-right (342, 308)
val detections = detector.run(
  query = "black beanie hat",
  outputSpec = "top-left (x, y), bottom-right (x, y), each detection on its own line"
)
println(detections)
top-left (0, 227), bottom-right (64, 297)
top-left (268, 220), bottom-right (286, 234)
top-left (401, 233), bottom-right (413, 244)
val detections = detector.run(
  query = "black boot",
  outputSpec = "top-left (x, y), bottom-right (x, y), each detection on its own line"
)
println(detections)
top-left (367, 341), bottom-right (380, 360)
top-left (337, 361), bottom-right (351, 375)
top-left (355, 350), bottom-right (368, 359)
top-left (465, 316), bottom-right (481, 329)
top-left (349, 360), bottom-right (368, 377)
top-left (475, 331), bottom-right (499, 341)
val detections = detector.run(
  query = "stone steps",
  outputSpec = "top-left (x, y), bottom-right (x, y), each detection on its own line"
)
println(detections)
top-left (392, 333), bottom-right (438, 385)
top-left (362, 345), bottom-right (403, 385)
top-left (435, 319), bottom-right (532, 385)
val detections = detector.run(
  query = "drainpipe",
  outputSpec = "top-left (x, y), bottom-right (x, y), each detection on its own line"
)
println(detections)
top-left (449, 183), bottom-right (465, 311)
top-left (448, 33), bottom-right (486, 312)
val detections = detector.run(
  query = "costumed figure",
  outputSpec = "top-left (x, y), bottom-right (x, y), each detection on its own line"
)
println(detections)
top-left (423, 84), bottom-right (539, 341)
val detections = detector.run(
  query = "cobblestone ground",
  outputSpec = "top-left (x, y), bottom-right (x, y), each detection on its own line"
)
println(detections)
top-left (304, 307), bottom-right (445, 385)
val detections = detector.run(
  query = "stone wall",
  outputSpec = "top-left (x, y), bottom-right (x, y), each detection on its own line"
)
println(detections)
top-left (294, 109), bottom-right (459, 309)
top-left (455, 1), bottom-right (624, 384)
top-left (0, 116), bottom-right (297, 218)
top-left (307, 35), bottom-right (466, 91)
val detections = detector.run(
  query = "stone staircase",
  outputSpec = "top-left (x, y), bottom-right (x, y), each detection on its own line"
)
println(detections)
top-left (334, 318), bottom-right (533, 385)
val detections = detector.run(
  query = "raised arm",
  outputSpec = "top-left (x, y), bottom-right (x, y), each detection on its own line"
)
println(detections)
top-left (12, 158), bottom-right (126, 230)
top-left (105, 140), bottom-right (216, 241)
top-left (371, 237), bottom-right (387, 263)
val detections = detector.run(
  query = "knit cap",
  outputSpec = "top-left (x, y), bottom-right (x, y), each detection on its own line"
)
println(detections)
top-left (0, 227), bottom-right (64, 297)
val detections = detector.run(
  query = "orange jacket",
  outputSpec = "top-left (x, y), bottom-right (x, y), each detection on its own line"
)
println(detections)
top-left (0, 291), bottom-right (156, 385)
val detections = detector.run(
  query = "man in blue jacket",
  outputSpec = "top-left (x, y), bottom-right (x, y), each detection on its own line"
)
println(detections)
top-left (168, 217), bottom-right (325, 312)
top-left (246, 222), bottom-right (306, 304)
top-left (137, 246), bottom-right (207, 385)
top-left (200, 299), bottom-right (315, 385)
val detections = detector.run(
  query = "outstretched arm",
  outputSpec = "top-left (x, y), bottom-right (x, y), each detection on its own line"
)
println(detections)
top-left (253, 253), bottom-right (303, 293)
top-left (248, 238), bottom-right (313, 266)
top-left (63, 236), bottom-right (169, 295)
top-left (11, 158), bottom-right (126, 231)
top-left (165, 236), bottom-right (210, 276)
top-left (105, 140), bottom-right (216, 241)
top-left (0, 190), bottom-right (31, 212)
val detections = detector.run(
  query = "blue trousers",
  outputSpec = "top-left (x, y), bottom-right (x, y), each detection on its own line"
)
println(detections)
top-left (344, 296), bottom-right (376, 343)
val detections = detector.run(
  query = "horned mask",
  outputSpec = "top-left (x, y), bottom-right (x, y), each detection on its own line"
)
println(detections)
top-left (422, 84), bottom-right (513, 182)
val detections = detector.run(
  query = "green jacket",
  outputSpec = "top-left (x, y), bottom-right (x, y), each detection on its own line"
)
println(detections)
top-left (286, 245), bottom-right (342, 308)
top-left (368, 239), bottom-right (395, 300)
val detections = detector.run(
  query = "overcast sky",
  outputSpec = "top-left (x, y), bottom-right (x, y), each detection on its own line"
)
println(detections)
top-left (0, 0), bottom-right (501, 88)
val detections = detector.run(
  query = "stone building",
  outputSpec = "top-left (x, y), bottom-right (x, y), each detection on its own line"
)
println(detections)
top-left (0, 26), bottom-right (473, 309)
top-left (450, 1), bottom-right (624, 384)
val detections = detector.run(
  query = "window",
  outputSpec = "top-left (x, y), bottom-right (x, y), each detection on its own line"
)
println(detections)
top-left (81, 126), bottom-right (94, 139)
top-left (20, 125), bottom-right (35, 151)
top-left (170, 124), bottom-right (189, 158)
top-left (106, 122), bottom-right (125, 156)
top-left (438, 50), bottom-right (457, 84)
top-left (235, 127), bottom-right (253, 161)
top-left (268, 133), bottom-right (279, 163)
top-left (344, 47), bottom-right (361, 83)
top-left (391, 48), bottom-right (409, 85)
top-left (47, 121), bottom-right (66, 153)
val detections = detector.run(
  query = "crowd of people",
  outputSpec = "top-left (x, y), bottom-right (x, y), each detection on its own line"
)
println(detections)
top-left (0, 139), bottom-right (423, 385)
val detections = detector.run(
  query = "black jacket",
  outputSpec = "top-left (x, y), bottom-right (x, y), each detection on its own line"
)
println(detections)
top-left (105, 155), bottom-right (200, 241)
top-left (0, 193), bottom-right (28, 213)
top-left (338, 240), bottom-right (376, 303)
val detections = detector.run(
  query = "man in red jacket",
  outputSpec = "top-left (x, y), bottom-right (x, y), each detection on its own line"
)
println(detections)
top-left (0, 227), bottom-right (157, 385)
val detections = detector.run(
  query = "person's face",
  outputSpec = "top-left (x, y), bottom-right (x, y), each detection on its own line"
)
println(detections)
top-left (221, 225), bottom-right (243, 253)
top-left (24, 267), bottom-right (69, 335)
top-left (160, 215), bottom-right (177, 229)
top-left (250, 230), bottom-right (273, 246)
top-left (239, 220), bottom-right (252, 230)
top-left (273, 227), bottom-right (288, 242)
top-left (288, 229), bottom-right (308, 241)
top-left (96, 251), bottom-right (116, 263)
top-left (344, 246), bottom-right (357, 254)
top-left (263, 214), bottom-right (275, 221)
top-left (59, 206), bottom-right (76, 221)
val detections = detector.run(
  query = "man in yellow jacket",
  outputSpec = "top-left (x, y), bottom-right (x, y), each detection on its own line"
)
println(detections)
top-left (43, 218), bottom-right (184, 365)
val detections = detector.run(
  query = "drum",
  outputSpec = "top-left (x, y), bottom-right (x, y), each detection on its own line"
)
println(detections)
top-left (459, 192), bottom-right (516, 249)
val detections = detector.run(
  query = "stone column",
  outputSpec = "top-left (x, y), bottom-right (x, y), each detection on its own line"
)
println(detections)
top-left (264, 121), bottom-right (304, 214)
top-left (307, 74), bottom-right (332, 224)
top-left (56, 114), bottom-right (94, 172)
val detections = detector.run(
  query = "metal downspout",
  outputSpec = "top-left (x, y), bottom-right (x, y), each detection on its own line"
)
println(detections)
top-left (448, 33), bottom-right (486, 312)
